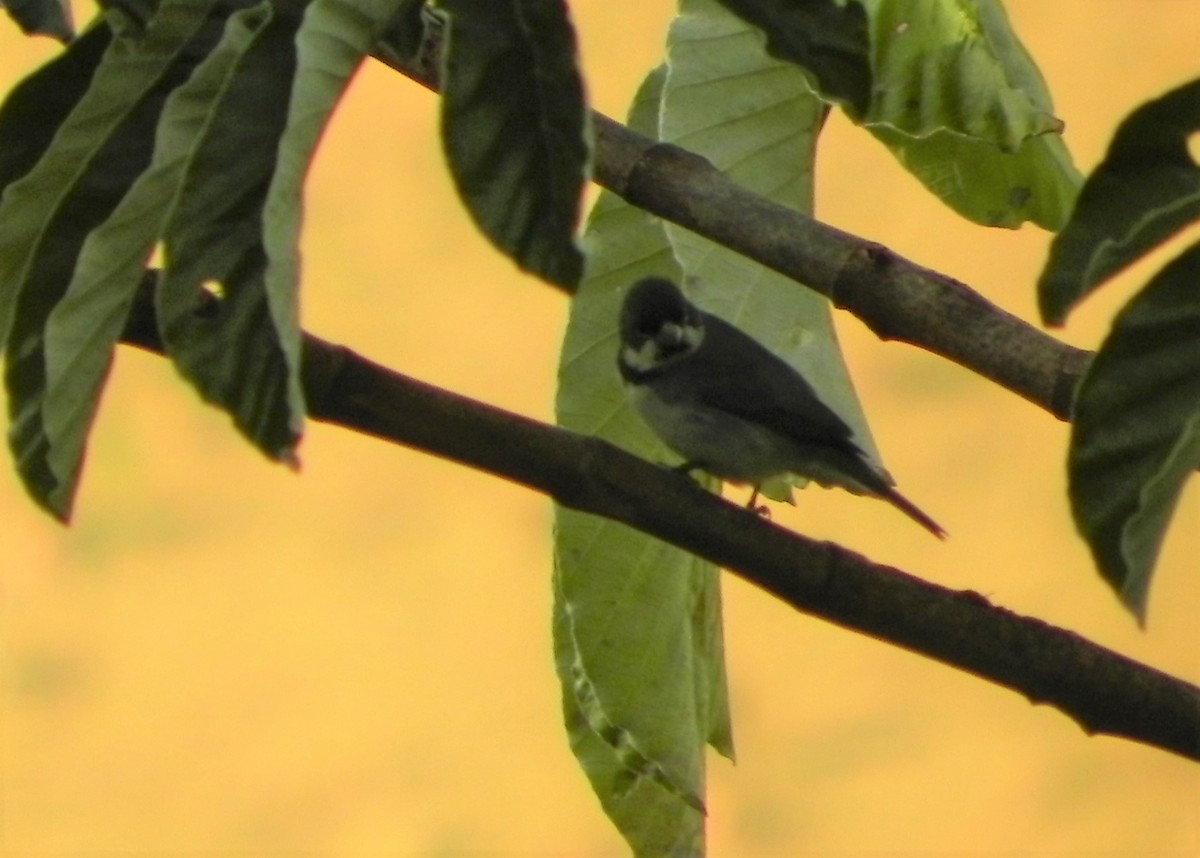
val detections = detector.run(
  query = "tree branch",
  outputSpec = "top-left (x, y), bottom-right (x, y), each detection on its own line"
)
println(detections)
top-left (373, 47), bottom-right (1092, 421)
top-left (121, 281), bottom-right (1200, 764)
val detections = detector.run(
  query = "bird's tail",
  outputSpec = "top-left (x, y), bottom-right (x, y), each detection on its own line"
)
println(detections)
top-left (880, 485), bottom-right (947, 539)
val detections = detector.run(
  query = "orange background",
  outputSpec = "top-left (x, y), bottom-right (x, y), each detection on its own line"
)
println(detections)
top-left (2, 1), bottom-right (1198, 854)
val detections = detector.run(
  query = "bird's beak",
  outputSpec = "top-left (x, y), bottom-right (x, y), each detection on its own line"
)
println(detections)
top-left (656, 322), bottom-right (686, 348)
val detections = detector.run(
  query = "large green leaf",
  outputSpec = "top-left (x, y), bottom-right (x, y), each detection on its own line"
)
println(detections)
top-left (714, 0), bottom-right (1080, 228)
top-left (866, 0), bottom-right (1057, 150)
top-left (555, 66), bottom-right (725, 857)
top-left (0, 0), bottom-right (229, 519)
top-left (1039, 79), bottom-right (1200, 325)
top-left (1068, 241), bottom-right (1200, 623)
top-left (862, 0), bottom-right (1079, 228)
top-left (434, 0), bottom-right (587, 289)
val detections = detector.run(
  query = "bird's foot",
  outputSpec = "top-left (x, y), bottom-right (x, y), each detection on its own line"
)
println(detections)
top-left (744, 488), bottom-right (771, 518)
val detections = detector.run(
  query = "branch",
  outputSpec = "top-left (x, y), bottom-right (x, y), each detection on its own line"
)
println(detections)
top-left (121, 283), bottom-right (1200, 764)
top-left (373, 47), bottom-right (1091, 421)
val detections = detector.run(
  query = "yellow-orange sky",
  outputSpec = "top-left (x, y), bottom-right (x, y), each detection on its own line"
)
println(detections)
top-left (2, 1), bottom-right (1198, 854)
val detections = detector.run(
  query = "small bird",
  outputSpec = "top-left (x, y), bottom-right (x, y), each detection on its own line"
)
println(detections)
top-left (618, 277), bottom-right (945, 538)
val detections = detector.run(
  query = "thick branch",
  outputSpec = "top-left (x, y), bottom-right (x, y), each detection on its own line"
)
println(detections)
top-left (121, 289), bottom-right (1200, 764)
top-left (374, 48), bottom-right (1091, 421)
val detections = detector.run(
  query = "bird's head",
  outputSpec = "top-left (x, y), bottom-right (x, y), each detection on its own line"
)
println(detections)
top-left (618, 278), bottom-right (704, 378)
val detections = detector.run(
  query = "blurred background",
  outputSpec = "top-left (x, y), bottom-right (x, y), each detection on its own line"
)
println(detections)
top-left (2, 1), bottom-right (1198, 854)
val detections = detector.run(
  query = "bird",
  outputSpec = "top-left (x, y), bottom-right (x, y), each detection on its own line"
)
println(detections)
top-left (617, 277), bottom-right (946, 539)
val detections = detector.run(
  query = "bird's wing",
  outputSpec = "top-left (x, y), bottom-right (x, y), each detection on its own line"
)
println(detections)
top-left (691, 312), bottom-right (864, 451)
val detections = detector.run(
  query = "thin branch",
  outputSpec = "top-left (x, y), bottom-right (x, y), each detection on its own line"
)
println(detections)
top-left (372, 47), bottom-right (1091, 421)
top-left (121, 282), bottom-right (1200, 764)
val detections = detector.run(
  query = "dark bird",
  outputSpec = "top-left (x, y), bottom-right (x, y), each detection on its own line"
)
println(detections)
top-left (618, 277), bottom-right (945, 538)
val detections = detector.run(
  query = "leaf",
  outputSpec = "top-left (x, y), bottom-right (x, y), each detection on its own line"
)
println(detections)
top-left (253, 0), bottom-right (407, 455)
top-left (554, 65), bottom-right (725, 856)
top-left (434, 0), bottom-right (587, 289)
top-left (717, 0), bottom-right (1080, 228)
top-left (862, 0), bottom-right (1081, 229)
top-left (1038, 78), bottom-right (1200, 325)
top-left (155, 0), bottom-right (403, 470)
top-left (0, 0), bottom-right (230, 519)
top-left (870, 122), bottom-right (1079, 229)
top-left (553, 535), bottom-right (718, 857)
top-left (155, 0), bottom-right (304, 465)
top-left (1068, 241), bottom-right (1200, 623)
top-left (42, 0), bottom-right (292, 517)
top-left (0, 22), bottom-right (109, 197)
top-left (2, 0), bottom-right (74, 41)
top-left (867, 0), bottom-right (1059, 150)
top-left (711, 0), bottom-right (871, 116)
top-left (662, 0), bottom-right (883, 480)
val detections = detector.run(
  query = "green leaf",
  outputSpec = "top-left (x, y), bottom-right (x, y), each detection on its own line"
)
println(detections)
top-left (253, 0), bottom-right (407, 455)
top-left (155, 0), bottom-right (304, 465)
top-left (0, 23), bottom-right (109, 196)
top-left (554, 65), bottom-right (725, 857)
top-left (870, 121), bottom-right (1079, 229)
top-left (866, 0), bottom-right (1059, 150)
top-left (862, 0), bottom-right (1081, 229)
top-left (709, 0), bottom-right (1080, 228)
top-left (42, 5), bottom-right (283, 537)
top-left (2, 0), bottom-right (74, 41)
top-left (711, 0), bottom-right (871, 117)
top-left (434, 0), bottom-right (587, 289)
top-left (1039, 79), bottom-right (1200, 325)
top-left (553, 533), bottom-right (719, 857)
top-left (1068, 241), bottom-right (1200, 623)
top-left (662, 0), bottom-right (883, 483)
top-left (0, 0), bottom-right (229, 519)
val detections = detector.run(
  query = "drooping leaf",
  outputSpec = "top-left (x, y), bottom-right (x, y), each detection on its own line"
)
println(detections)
top-left (554, 65), bottom-right (723, 857)
top-left (434, 0), bottom-right (587, 289)
top-left (1039, 78), bottom-right (1200, 325)
top-left (155, 0), bottom-right (304, 465)
top-left (2, 0), bottom-right (73, 41)
top-left (40, 0), bottom-right (290, 515)
top-left (1068, 241), bottom-right (1200, 623)
top-left (711, 0), bottom-right (870, 116)
top-left (0, 22), bottom-right (109, 197)
top-left (251, 0), bottom-right (408, 458)
top-left (0, 0), bottom-right (230, 519)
